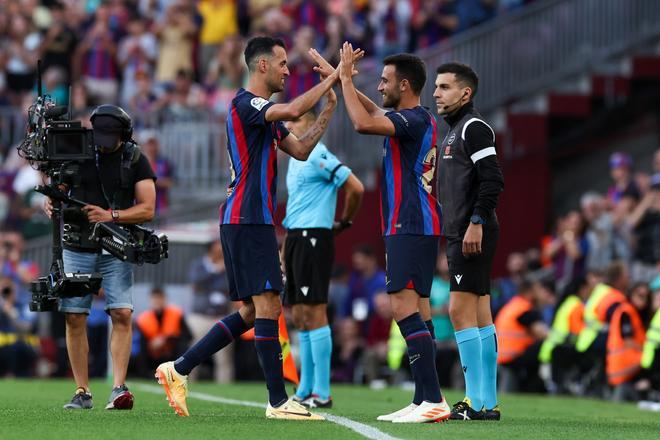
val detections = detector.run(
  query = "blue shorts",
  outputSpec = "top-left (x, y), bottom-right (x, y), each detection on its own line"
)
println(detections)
top-left (59, 249), bottom-right (134, 314)
top-left (220, 224), bottom-right (284, 301)
top-left (384, 234), bottom-right (439, 298)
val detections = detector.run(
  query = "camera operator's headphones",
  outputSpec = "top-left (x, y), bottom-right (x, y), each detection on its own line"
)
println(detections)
top-left (90, 105), bottom-right (133, 142)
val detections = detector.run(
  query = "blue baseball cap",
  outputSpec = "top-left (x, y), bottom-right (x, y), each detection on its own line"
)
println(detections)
top-left (609, 152), bottom-right (632, 169)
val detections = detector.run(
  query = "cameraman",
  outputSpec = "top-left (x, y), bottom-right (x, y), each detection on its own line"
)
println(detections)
top-left (44, 105), bottom-right (156, 410)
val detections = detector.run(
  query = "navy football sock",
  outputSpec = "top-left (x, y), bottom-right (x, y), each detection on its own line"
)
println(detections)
top-left (254, 318), bottom-right (288, 406)
top-left (174, 312), bottom-right (249, 375)
top-left (398, 313), bottom-right (442, 403)
top-left (412, 320), bottom-right (437, 405)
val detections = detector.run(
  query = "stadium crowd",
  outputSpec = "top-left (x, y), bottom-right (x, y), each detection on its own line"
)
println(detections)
top-left (1, 144), bottom-right (659, 403)
top-left (0, 0), bottom-right (657, 406)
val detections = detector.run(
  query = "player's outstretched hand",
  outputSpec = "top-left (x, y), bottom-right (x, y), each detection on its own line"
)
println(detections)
top-left (339, 42), bottom-right (355, 81)
top-left (309, 47), bottom-right (363, 79)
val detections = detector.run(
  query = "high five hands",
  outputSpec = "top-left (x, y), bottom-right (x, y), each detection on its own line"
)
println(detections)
top-left (308, 43), bottom-right (365, 80)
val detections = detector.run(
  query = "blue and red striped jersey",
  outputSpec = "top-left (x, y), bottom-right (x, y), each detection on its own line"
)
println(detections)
top-left (380, 106), bottom-right (442, 236)
top-left (219, 88), bottom-right (290, 225)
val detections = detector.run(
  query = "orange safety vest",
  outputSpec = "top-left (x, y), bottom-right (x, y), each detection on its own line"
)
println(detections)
top-left (594, 288), bottom-right (626, 322)
top-left (606, 302), bottom-right (646, 386)
top-left (137, 306), bottom-right (183, 359)
top-left (495, 295), bottom-right (535, 365)
top-left (568, 301), bottom-right (585, 334)
top-left (240, 312), bottom-right (299, 385)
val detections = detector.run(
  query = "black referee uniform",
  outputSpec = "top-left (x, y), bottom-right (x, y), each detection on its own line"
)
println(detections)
top-left (437, 102), bottom-right (504, 295)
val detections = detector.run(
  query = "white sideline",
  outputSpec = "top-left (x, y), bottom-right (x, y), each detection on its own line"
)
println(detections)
top-left (136, 384), bottom-right (402, 440)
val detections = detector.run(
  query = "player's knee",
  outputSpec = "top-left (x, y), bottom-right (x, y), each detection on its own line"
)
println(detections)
top-left (239, 303), bottom-right (256, 326)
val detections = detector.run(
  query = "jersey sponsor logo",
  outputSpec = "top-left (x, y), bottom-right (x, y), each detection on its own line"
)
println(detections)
top-left (443, 145), bottom-right (453, 160)
top-left (454, 274), bottom-right (463, 284)
top-left (394, 112), bottom-right (409, 126)
top-left (250, 97), bottom-right (269, 111)
top-left (421, 147), bottom-right (437, 194)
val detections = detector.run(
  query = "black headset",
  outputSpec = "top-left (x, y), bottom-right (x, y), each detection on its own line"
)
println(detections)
top-left (90, 104), bottom-right (133, 142)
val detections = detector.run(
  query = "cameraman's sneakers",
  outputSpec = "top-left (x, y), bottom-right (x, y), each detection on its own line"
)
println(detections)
top-left (63, 387), bottom-right (93, 410)
top-left (301, 395), bottom-right (333, 409)
top-left (105, 384), bottom-right (134, 410)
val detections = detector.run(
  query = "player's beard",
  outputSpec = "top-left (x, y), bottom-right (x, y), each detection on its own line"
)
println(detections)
top-left (268, 73), bottom-right (285, 94)
top-left (382, 89), bottom-right (400, 109)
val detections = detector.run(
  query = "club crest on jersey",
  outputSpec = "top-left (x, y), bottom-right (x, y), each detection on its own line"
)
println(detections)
top-left (250, 97), bottom-right (269, 111)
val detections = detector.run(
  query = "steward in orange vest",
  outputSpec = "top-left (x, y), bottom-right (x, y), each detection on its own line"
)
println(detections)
top-left (136, 288), bottom-right (190, 365)
top-left (495, 279), bottom-right (550, 393)
top-left (606, 301), bottom-right (646, 386)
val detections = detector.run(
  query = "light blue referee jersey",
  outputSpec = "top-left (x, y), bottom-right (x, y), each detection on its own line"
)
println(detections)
top-left (283, 142), bottom-right (352, 229)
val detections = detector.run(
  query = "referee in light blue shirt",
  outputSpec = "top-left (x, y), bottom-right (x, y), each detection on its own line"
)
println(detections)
top-left (283, 108), bottom-right (364, 409)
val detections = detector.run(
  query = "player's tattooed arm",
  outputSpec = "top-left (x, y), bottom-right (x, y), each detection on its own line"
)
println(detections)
top-left (281, 89), bottom-right (337, 160)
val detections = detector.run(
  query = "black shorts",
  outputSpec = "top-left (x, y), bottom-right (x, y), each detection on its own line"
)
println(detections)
top-left (220, 224), bottom-right (283, 301)
top-left (384, 234), bottom-right (439, 298)
top-left (284, 228), bottom-right (334, 305)
top-left (446, 225), bottom-right (499, 296)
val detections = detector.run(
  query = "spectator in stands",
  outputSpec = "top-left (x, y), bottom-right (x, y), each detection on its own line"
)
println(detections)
top-left (205, 35), bottom-right (246, 117)
top-left (187, 239), bottom-right (232, 382)
top-left (608, 152), bottom-right (640, 206)
top-left (493, 251), bottom-right (528, 316)
top-left (626, 172), bottom-right (660, 283)
top-left (154, 3), bottom-right (197, 84)
top-left (496, 277), bottom-right (550, 393)
top-left (4, 13), bottom-right (41, 106)
top-left (136, 286), bottom-right (191, 377)
top-left (542, 210), bottom-right (589, 294)
top-left (0, 276), bottom-right (38, 377)
top-left (197, 0), bottom-right (239, 77)
top-left (39, 1), bottom-right (79, 83)
top-left (430, 248), bottom-right (458, 387)
top-left (340, 245), bottom-right (386, 327)
top-left (117, 17), bottom-right (158, 106)
top-left (127, 71), bottom-right (159, 122)
top-left (410, 0), bottom-right (458, 50)
top-left (284, 26), bottom-right (319, 101)
top-left (581, 191), bottom-right (622, 272)
top-left (369, 0), bottom-right (412, 58)
top-left (155, 69), bottom-right (206, 121)
top-left (74, 2), bottom-right (120, 105)
top-left (139, 130), bottom-right (174, 215)
top-left (0, 231), bottom-right (39, 299)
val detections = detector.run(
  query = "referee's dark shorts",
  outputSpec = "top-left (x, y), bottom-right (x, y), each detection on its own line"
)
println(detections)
top-left (446, 224), bottom-right (499, 296)
top-left (284, 228), bottom-right (334, 305)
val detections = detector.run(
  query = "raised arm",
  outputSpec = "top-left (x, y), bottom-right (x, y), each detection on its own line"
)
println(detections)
top-left (265, 69), bottom-right (339, 122)
top-left (279, 88), bottom-right (337, 161)
top-left (339, 42), bottom-right (395, 136)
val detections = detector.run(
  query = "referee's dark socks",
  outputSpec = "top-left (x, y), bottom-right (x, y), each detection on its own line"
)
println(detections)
top-left (412, 320), bottom-right (437, 405)
top-left (174, 311), bottom-right (249, 376)
top-left (397, 313), bottom-right (442, 403)
top-left (254, 318), bottom-right (288, 407)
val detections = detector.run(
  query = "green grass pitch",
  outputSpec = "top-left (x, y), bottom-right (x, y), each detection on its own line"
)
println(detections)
top-left (1, 379), bottom-right (659, 439)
